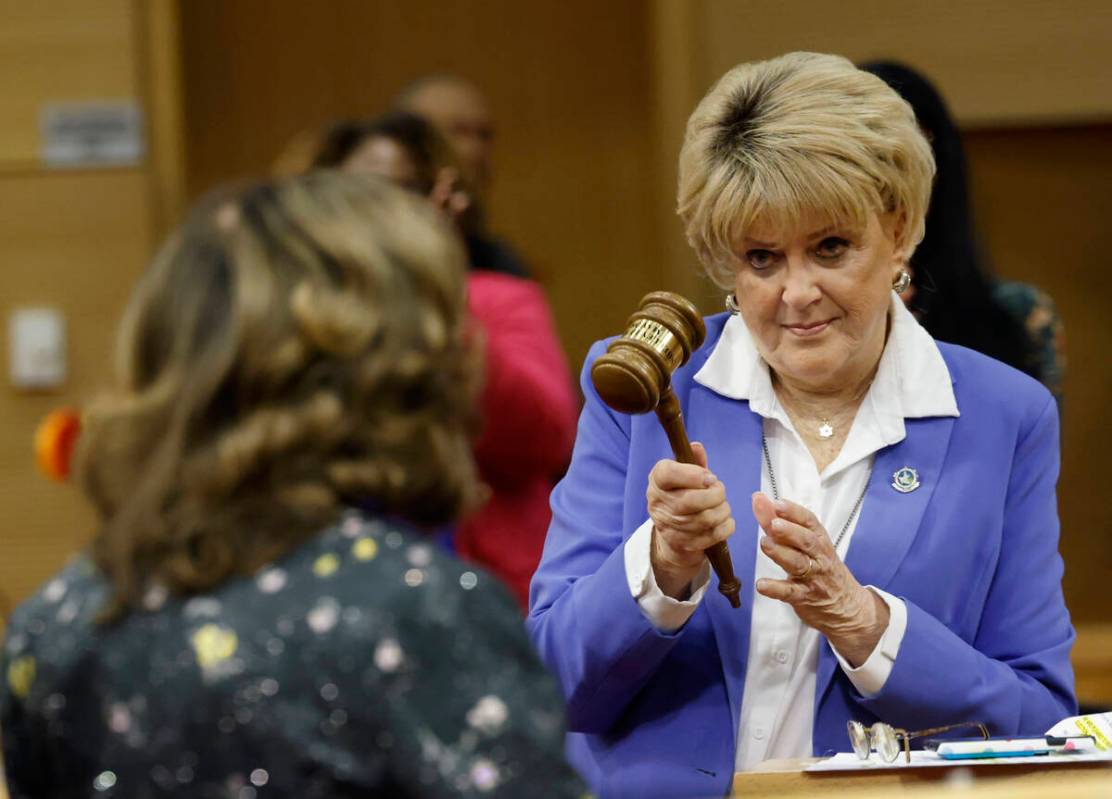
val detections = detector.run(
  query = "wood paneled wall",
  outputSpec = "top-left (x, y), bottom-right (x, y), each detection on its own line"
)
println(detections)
top-left (696, 0), bottom-right (1112, 128)
top-left (0, 1), bottom-right (138, 168)
top-left (179, 0), bottom-right (662, 368)
top-left (0, 0), bottom-right (182, 614)
top-left (964, 126), bottom-right (1112, 621)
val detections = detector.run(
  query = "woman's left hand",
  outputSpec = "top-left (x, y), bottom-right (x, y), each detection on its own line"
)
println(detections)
top-left (751, 492), bottom-right (889, 667)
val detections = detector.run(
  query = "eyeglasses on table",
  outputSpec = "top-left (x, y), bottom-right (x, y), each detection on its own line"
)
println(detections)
top-left (847, 719), bottom-right (990, 764)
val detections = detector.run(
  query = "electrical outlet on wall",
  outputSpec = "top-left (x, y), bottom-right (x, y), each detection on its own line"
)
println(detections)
top-left (9, 307), bottom-right (67, 390)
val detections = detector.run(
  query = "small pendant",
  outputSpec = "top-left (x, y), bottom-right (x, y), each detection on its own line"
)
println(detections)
top-left (892, 466), bottom-right (921, 493)
top-left (818, 422), bottom-right (834, 439)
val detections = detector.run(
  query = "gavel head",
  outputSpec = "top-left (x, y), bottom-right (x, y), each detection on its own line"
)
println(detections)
top-left (591, 291), bottom-right (706, 414)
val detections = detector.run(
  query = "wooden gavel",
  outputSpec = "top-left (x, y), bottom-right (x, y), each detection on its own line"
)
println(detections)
top-left (591, 291), bottom-right (742, 608)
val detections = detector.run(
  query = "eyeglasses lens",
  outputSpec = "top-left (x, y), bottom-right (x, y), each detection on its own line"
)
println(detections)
top-left (873, 724), bottom-right (902, 763)
top-left (847, 720), bottom-right (870, 760)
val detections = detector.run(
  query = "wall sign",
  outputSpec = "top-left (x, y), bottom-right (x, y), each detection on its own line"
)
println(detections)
top-left (40, 100), bottom-right (144, 168)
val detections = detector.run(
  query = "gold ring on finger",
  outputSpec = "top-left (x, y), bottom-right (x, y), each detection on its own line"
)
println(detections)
top-left (793, 556), bottom-right (816, 580)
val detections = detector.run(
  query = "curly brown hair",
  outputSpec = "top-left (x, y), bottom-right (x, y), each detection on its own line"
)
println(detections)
top-left (77, 172), bottom-right (482, 618)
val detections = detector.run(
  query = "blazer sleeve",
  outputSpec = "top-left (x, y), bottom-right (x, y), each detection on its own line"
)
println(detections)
top-left (526, 342), bottom-right (689, 734)
top-left (855, 395), bottom-right (1077, 733)
top-left (468, 273), bottom-right (578, 484)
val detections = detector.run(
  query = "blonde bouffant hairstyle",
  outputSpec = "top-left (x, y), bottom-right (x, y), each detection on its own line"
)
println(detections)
top-left (78, 172), bottom-right (481, 617)
top-left (678, 51), bottom-right (936, 289)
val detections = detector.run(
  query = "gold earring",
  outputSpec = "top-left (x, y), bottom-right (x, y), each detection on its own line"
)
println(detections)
top-left (892, 270), bottom-right (911, 294)
top-left (725, 293), bottom-right (740, 314)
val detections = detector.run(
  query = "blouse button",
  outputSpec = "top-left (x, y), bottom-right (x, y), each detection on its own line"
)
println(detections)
top-left (775, 649), bottom-right (790, 664)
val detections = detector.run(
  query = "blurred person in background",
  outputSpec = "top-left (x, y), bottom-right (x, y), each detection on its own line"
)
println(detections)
top-left (861, 61), bottom-right (1065, 404)
top-left (0, 173), bottom-right (584, 798)
top-left (310, 112), bottom-right (577, 610)
top-left (396, 75), bottom-right (494, 196)
top-left (397, 74), bottom-right (531, 278)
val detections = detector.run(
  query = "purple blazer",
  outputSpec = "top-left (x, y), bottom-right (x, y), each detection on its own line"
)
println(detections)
top-left (527, 313), bottom-right (1075, 799)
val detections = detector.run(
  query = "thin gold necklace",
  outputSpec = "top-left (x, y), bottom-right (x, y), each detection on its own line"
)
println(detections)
top-left (774, 376), bottom-right (870, 443)
top-left (761, 433), bottom-right (868, 552)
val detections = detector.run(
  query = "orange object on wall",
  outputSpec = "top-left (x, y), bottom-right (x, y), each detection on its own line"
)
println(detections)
top-left (34, 409), bottom-right (81, 482)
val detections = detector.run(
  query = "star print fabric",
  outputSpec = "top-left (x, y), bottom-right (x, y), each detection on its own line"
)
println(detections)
top-left (0, 511), bottom-right (585, 798)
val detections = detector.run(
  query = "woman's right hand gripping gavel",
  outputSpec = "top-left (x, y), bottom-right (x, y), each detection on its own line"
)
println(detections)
top-left (646, 441), bottom-right (736, 600)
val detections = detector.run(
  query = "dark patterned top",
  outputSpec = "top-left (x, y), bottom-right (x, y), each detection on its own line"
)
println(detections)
top-left (1, 511), bottom-right (587, 798)
top-left (993, 279), bottom-right (1066, 407)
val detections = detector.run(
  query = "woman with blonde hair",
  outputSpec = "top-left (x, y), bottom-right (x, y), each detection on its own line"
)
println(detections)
top-left (529, 52), bottom-right (1074, 797)
top-left (1, 173), bottom-right (583, 797)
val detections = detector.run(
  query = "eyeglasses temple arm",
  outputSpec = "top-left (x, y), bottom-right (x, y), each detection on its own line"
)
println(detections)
top-left (909, 722), bottom-right (990, 740)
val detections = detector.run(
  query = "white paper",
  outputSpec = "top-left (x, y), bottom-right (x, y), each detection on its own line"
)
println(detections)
top-left (1046, 713), bottom-right (1112, 750)
top-left (806, 750), bottom-right (1112, 772)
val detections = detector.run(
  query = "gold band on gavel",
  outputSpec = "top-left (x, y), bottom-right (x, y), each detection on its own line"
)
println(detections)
top-left (625, 318), bottom-right (683, 372)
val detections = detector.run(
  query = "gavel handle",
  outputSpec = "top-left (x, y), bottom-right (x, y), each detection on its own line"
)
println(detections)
top-left (655, 389), bottom-right (742, 608)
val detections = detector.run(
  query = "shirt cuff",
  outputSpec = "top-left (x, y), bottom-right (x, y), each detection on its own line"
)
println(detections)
top-left (831, 587), bottom-right (908, 697)
top-left (623, 518), bottom-right (711, 633)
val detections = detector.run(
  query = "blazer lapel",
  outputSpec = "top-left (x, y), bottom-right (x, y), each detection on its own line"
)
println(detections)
top-left (687, 383), bottom-right (763, 752)
top-left (815, 415), bottom-right (957, 706)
